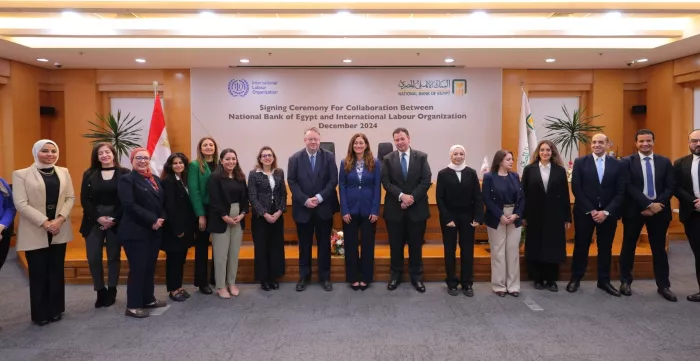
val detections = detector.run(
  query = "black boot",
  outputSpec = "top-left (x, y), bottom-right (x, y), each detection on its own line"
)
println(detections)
top-left (95, 288), bottom-right (107, 308)
top-left (104, 287), bottom-right (117, 307)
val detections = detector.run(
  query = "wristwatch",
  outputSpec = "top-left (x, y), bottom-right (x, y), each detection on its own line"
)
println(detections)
top-left (603, 211), bottom-right (610, 216)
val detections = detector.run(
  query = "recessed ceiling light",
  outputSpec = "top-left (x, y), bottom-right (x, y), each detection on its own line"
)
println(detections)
top-left (135, 58), bottom-right (146, 63)
top-left (337, 11), bottom-right (351, 16)
top-left (37, 58), bottom-right (49, 62)
top-left (199, 10), bottom-right (216, 18)
top-left (343, 59), bottom-right (352, 63)
top-left (444, 58), bottom-right (455, 63)
top-left (240, 59), bottom-right (250, 63)
top-left (636, 58), bottom-right (648, 63)
top-left (61, 10), bottom-right (79, 18)
top-left (545, 58), bottom-right (556, 63)
top-left (605, 11), bottom-right (622, 18)
top-left (471, 11), bottom-right (488, 18)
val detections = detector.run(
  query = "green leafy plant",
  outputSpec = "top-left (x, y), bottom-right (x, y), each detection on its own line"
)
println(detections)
top-left (544, 105), bottom-right (604, 163)
top-left (82, 110), bottom-right (143, 161)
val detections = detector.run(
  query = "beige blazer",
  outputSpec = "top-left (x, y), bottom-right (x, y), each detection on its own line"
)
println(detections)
top-left (12, 165), bottom-right (75, 252)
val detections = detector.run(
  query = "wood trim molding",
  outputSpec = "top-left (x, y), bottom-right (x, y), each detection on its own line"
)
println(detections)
top-left (0, 76), bottom-right (7, 85)
top-left (39, 83), bottom-right (64, 92)
top-left (527, 83), bottom-right (591, 92)
top-left (98, 84), bottom-right (164, 92)
top-left (624, 83), bottom-right (647, 91)
top-left (675, 71), bottom-right (700, 84)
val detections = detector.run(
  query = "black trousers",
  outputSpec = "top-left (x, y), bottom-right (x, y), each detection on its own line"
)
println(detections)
top-left (84, 225), bottom-right (121, 291)
top-left (25, 242), bottom-right (67, 323)
top-left (123, 237), bottom-right (161, 309)
top-left (440, 214), bottom-right (475, 288)
top-left (620, 214), bottom-right (670, 288)
top-left (0, 226), bottom-right (11, 271)
top-left (252, 214), bottom-right (285, 282)
top-left (296, 211), bottom-right (332, 282)
top-left (683, 212), bottom-right (700, 290)
top-left (571, 211), bottom-right (617, 283)
top-left (165, 250), bottom-right (187, 292)
top-left (342, 214), bottom-right (377, 284)
top-left (386, 216), bottom-right (426, 282)
top-left (529, 261), bottom-right (559, 284)
top-left (194, 204), bottom-right (214, 287)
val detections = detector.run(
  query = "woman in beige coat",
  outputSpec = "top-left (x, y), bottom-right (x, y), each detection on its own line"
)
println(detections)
top-left (13, 139), bottom-right (75, 326)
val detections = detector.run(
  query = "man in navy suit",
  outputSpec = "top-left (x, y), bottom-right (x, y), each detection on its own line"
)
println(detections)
top-left (381, 127), bottom-right (432, 293)
top-left (619, 129), bottom-right (677, 301)
top-left (567, 133), bottom-right (626, 296)
top-left (288, 127), bottom-right (339, 292)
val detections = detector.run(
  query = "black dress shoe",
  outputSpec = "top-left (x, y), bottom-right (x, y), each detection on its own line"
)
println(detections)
top-left (447, 286), bottom-right (459, 296)
top-left (495, 291), bottom-right (506, 297)
top-left (509, 291), bottom-right (520, 297)
top-left (144, 300), bottom-right (167, 308)
top-left (387, 279), bottom-right (400, 291)
top-left (687, 292), bottom-right (700, 302)
top-left (412, 281), bottom-right (426, 293)
top-left (360, 283), bottom-right (369, 291)
top-left (566, 280), bottom-right (580, 293)
top-left (546, 282), bottom-right (558, 292)
top-left (169, 291), bottom-right (187, 302)
top-left (322, 280), bottom-right (333, 291)
top-left (534, 282), bottom-right (545, 290)
top-left (657, 288), bottom-right (677, 302)
top-left (296, 278), bottom-right (308, 292)
top-left (620, 282), bottom-right (632, 296)
top-left (351, 283), bottom-right (361, 291)
top-left (105, 287), bottom-right (117, 307)
top-left (597, 282), bottom-right (621, 297)
top-left (33, 320), bottom-right (49, 326)
top-left (463, 286), bottom-right (474, 297)
top-left (125, 308), bottom-right (149, 318)
top-left (49, 314), bottom-right (62, 323)
top-left (199, 285), bottom-right (213, 295)
top-left (95, 288), bottom-right (107, 308)
top-left (270, 282), bottom-right (280, 290)
top-left (261, 282), bottom-right (271, 291)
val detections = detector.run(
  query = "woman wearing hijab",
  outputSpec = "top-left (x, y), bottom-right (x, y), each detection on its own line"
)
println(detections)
top-left (0, 176), bottom-right (17, 272)
top-left (12, 140), bottom-right (75, 326)
top-left (521, 140), bottom-right (571, 292)
top-left (118, 148), bottom-right (167, 318)
top-left (436, 145), bottom-right (484, 297)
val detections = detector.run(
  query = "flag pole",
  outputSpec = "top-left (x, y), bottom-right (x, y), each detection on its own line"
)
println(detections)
top-left (152, 80), bottom-right (158, 98)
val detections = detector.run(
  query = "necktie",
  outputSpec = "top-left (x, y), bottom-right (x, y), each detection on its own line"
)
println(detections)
top-left (310, 154), bottom-right (316, 173)
top-left (644, 157), bottom-right (655, 198)
top-left (596, 157), bottom-right (604, 183)
top-left (401, 153), bottom-right (408, 180)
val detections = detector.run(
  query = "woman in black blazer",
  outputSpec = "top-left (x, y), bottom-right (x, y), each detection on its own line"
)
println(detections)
top-left (248, 146), bottom-right (287, 291)
top-left (161, 153), bottom-right (197, 302)
top-left (436, 145), bottom-right (484, 297)
top-left (79, 142), bottom-right (130, 308)
top-left (521, 140), bottom-right (571, 292)
top-left (118, 148), bottom-right (167, 318)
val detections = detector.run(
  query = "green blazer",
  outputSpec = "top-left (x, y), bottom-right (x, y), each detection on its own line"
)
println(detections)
top-left (188, 160), bottom-right (214, 217)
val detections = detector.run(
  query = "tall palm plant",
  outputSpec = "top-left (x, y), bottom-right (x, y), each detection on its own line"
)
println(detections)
top-left (82, 110), bottom-right (143, 161)
top-left (544, 105), bottom-right (604, 163)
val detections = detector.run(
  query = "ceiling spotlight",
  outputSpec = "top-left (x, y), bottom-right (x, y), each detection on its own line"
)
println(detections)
top-left (199, 10), bottom-right (216, 18)
top-left (471, 11), bottom-right (488, 18)
top-left (444, 58), bottom-right (455, 63)
top-left (343, 59), bottom-right (352, 63)
top-left (605, 11), bottom-right (622, 18)
top-left (636, 58), bottom-right (649, 63)
top-left (337, 11), bottom-right (351, 16)
top-left (545, 58), bottom-right (556, 63)
top-left (240, 59), bottom-right (250, 63)
top-left (135, 58), bottom-right (146, 63)
top-left (37, 58), bottom-right (49, 62)
top-left (61, 10), bottom-right (79, 18)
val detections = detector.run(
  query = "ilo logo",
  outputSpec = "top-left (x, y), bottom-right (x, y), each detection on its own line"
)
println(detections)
top-left (228, 79), bottom-right (249, 97)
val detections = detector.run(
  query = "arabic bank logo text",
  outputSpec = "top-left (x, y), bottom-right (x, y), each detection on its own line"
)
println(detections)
top-left (228, 79), bottom-right (249, 97)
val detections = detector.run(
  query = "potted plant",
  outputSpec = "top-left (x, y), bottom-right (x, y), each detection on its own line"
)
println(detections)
top-left (82, 110), bottom-right (143, 161)
top-left (544, 105), bottom-right (604, 181)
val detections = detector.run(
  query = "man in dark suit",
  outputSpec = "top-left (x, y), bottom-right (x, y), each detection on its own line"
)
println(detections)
top-left (674, 129), bottom-right (700, 302)
top-left (288, 127), bottom-right (339, 292)
top-left (619, 129), bottom-right (677, 301)
top-left (567, 133), bottom-right (626, 296)
top-left (381, 127), bottom-right (432, 293)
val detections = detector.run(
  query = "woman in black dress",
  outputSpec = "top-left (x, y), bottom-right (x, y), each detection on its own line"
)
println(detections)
top-left (521, 140), bottom-right (571, 292)
top-left (79, 142), bottom-right (130, 308)
top-left (248, 146), bottom-right (287, 291)
top-left (161, 153), bottom-right (197, 301)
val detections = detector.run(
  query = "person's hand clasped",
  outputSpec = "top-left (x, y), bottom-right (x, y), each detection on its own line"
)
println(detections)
top-left (446, 221), bottom-right (456, 227)
top-left (231, 214), bottom-right (245, 224)
top-left (305, 197), bottom-right (319, 208)
top-left (198, 216), bottom-right (207, 231)
top-left (152, 218), bottom-right (165, 230)
top-left (264, 213), bottom-right (276, 224)
top-left (470, 221), bottom-right (479, 227)
top-left (368, 214), bottom-right (378, 223)
top-left (343, 214), bottom-right (352, 224)
top-left (500, 215), bottom-right (510, 225)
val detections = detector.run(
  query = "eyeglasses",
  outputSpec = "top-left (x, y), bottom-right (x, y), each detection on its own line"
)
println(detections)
top-left (260, 154), bottom-right (274, 158)
top-left (134, 156), bottom-right (150, 161)
top-left (690, 139), bottom-right (700, 144)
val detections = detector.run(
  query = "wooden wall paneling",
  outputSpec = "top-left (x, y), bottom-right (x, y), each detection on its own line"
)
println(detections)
top-left (524, 70), bottom-right (593, 84)
top-left (162, 70), bottom-right (191, 155)
top-left (96, 69), bottom-right (165, 85)
top-left (0, 83), bottom-right (8, 178)
top-left (0, 59), bottom-right (9, 77)
top-left (673, 54), bottom-right (700, 76)
top-left (646, 61), bottom-right (686, 159)
top-left (622, 90), bottom-right (647, 156)
top-left (591, 70), bottom-right (625, 156)
top-left (501, 69), bottom-right (527, 152)
top-left (675, 72), bottom-right (700, 84)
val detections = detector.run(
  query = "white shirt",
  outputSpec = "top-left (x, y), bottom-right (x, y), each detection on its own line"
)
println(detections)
top-left (693, 155), bottom-right (700, 199)
top-left (454, 169), bottom-right (462, 182)
top-left (175, 175), bottom-right (188, 194)
top-left (539, 162), bottom-right (551, 192)
top-left (257, 169), bottom-right (276, 200)
top-left (638, 152), bottom-right (656, 200)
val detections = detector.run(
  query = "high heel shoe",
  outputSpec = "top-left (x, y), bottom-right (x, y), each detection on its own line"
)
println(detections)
top-left (359, 282), bottom-right (369, 291)
top-left (351, 283), bottom-right (360, 291)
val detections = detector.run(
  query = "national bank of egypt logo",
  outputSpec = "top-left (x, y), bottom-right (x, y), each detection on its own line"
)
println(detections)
top-left (228, 79), bottom-right (249, 97)
top-left (452, 79), bottom-right (467, 96)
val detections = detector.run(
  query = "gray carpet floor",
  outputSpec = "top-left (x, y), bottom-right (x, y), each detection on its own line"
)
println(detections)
top-left (1, 242), bottom-right (700, 361)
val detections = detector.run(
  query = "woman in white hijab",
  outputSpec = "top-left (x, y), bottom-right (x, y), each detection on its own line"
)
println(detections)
top-left (12, 139), bottom-right (75, 326)
top-left (435, 145), bottom-right (484, 297)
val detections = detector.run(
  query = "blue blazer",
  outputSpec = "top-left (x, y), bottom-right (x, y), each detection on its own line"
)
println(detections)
top-left (117, 171), bottom-right (166, 243)
top-left (571, 154), bottom-right (625, 219)
top-left (481, 172), bottom-right (524, 229)
top-left (287, 148), bottom-right (339, 223)
top-left (0, 178), bottom-right (16, 230)
top-left (339, 158), bottom-right (381, 217)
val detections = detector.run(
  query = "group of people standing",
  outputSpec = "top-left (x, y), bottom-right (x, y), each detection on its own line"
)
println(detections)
top-left (2, 126), bottom-right (700, 326)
